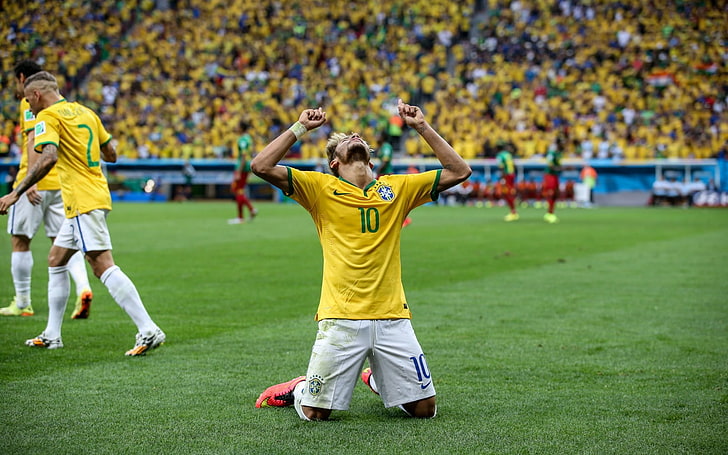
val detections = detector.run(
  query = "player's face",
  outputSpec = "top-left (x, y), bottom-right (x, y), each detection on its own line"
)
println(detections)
top-left (335, 133), bottom-right (371, 165)
top-left (15, 76), bottom-right (24, 99)
top-left (23, 86), bottom-right (41, 115)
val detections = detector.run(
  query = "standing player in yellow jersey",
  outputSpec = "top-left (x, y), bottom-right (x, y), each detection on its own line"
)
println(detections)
top-left (252, 100), bottom-right (471, 420)
top-left (0, 72), bottom-right (165, 356)
top-left (1, 60), bottom-right (93, 319)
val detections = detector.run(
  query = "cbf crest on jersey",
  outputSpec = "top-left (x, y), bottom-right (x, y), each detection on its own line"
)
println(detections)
top-left (377, 184), bottom-right (395, 202)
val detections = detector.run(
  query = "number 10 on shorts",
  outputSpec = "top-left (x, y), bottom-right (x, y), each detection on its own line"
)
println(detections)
top-left (410, 353), bottom-right (432, 386)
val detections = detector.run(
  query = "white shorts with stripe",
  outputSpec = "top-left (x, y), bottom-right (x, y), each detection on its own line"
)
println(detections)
top-left (53, 209), bottom-right (113, 253)
top-left (300, 318), bottom-right (436, 410)
top-left (6, 190), bottom-right (63, 238)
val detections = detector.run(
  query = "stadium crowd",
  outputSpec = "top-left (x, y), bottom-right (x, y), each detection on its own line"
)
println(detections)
top-left (1, 0), bottom-right (726, 162)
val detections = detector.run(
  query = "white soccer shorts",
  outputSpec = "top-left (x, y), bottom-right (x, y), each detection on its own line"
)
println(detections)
top-left (6, 190), bottom-right (64, 238)
top-left (300, 318), bottom-right (436, 410)
top-left (53, 209), bottom-right (113, 252)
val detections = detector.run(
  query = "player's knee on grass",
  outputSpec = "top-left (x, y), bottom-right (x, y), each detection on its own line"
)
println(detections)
top-left (402, 396), bottom-right (437, 418)
top-left (301, 405), bottom-right (332, 421)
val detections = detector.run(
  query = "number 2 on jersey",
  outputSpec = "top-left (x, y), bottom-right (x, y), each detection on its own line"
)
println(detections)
top-left (77, 124), bottom-right (99, 168)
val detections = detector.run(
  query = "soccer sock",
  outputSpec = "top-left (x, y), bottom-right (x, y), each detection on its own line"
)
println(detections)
top-left (548, 197), bottom-right (556, 214)
top-left (293, 381), bottom-right (311, 421)
top-left (66, 251), bottom-right (91, 296)
top-left (100, 265), bottom-right (157, 334)
top-left (368, 373), bottom-right (379, 394)
top-left (241, 195), bottom-right (254, 213)
top-left (46, 266), bottom-right (70, 339)
top-left (506, 194), bottom-right (516, 212)
top-left (11, 251), bottom-right (33, 308)
top-left (235, 195), bottom-right (244, 218)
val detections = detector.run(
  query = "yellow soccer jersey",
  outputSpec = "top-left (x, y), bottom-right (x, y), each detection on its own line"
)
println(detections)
top-left (33, 99), bottom-right (113, 218)
top-left (287, 167), bottom-right (441, 320)
top-left (14, 98), bottom-right (61, 191)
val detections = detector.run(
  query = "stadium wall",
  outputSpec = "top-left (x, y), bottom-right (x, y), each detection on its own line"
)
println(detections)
top-left (0, 158), bottom-right (722, 205)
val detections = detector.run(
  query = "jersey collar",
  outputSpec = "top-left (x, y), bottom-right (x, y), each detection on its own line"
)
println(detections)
top-left (338, 177), bottom-right (377, 196)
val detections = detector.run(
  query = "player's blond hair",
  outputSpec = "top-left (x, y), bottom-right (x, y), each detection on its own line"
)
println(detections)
top-left (325, 132), bottom-right (349, 163)
top-left (23, 71), bottom-right (59, 94)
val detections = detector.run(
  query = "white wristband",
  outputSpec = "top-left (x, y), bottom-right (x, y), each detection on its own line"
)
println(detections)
top-left (289, 122), bottom-right (307, 140)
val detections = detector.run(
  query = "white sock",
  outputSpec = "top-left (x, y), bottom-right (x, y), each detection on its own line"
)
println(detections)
top-left (66, 251), bottom-right (91, 296)
top-left (368, 373), bottom-right (379, 393)
top-left (293, 381), bottom-right (311, 421)
top-left (11, 251), bottom-right (33, 308)
top-left (46, 266), bottom-right (70, 339)
top-left (100, 265), bottom-right (156, 334)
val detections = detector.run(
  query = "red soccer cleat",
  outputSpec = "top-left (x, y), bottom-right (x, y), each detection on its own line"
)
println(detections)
top-left (255, 376), bottom-right (306, 408)
top-left (360, 368), bottom-right (379, 395)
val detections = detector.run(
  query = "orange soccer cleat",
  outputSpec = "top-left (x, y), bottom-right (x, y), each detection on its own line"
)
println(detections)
top-left (255, 376), bottom-right (306, 408)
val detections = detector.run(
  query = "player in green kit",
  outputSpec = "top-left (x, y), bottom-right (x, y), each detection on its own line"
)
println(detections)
top-left (543, 146), bottom-right (562, 223)
top-left (496, 147), bottom-right (518, 221)
top-left (251, 100), bottom-right (471, 420)
top-left (0, 71), bottom-right (165, 355)
top-left (375, 134), bottom-right (394, 177)
top-left (236, 122), bottom-right (253, 160)
top-left (229, 121), bottom-right (257, 223)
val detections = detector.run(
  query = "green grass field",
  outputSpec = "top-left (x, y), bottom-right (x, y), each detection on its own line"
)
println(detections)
top-left (1, 202), bottom-right (727, 454)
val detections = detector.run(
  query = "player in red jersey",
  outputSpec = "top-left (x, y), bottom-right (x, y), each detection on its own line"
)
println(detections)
top-left (228, 152), bottom-right (257, 224)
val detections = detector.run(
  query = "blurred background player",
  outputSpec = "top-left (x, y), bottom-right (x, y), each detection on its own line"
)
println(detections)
top-left (579, 164), bottom-right (598, 207)
top-left (252, 100), bottom-right (471, 420)
top-left (543, 141), bottom-right (563, 223)
top-left (229, 157), bottom-right (257, 224)
top-left (375, 133), bottom-right (393, 177)
top-left (0, 71), bottom-right (165, 355)
top-left (496, 146), bottom-right (518, 221)
top-left (1, 60), bottom-right (93, 319)
top-left (229, 121), bottom-right (257, 224)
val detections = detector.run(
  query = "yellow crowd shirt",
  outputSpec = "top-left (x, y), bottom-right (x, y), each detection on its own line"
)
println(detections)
top-left (14, 98), bottom-right (61, 191)
top-left (287, 167), bottom-right (441, 320)
top-left (33, 99), bottom-right (113, 218)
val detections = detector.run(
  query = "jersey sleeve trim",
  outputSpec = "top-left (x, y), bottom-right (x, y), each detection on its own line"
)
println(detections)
top-left (430, 169), bottom-right (442, 201)
top-left (34, 140), bottom-right (58, 153)
top-left (100, 135), bottom-right (113, 147)
top-left (284, 166), bottom-right (294, 196)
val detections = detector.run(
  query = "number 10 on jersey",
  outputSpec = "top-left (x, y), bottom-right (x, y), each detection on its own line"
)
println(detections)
top-left (358, 207), bottom-right (380, 233)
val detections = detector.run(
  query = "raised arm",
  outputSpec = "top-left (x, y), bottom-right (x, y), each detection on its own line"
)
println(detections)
top-left (397, 99), bottom-right (471, 192)
top-left (251, 107), bottom-right (326, 193)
